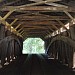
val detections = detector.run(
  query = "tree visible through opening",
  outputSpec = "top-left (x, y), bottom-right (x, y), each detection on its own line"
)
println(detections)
top-left (22, 38), bottom-right (45, 54)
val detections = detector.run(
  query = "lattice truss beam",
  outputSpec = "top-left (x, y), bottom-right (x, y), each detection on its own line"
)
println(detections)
top-left (46, 11), bottom-right (75, 38)
top-left (0, 10), bottom-right (23, 38)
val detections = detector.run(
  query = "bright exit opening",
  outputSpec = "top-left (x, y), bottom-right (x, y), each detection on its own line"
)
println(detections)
top-left (22, 38), bottom-right (45, 54)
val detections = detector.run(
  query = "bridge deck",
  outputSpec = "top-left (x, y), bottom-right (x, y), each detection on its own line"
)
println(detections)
top-left (0, 54), bottom-right (74, 75)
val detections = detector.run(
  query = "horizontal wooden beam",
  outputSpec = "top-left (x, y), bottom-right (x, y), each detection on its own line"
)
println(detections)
top-left (0, 0), bottom-right (61, 11)
top-left (8, 15), bottom-right (70, 20)
top-left (24, 29), bottom-right (46, 32)
top-left (25, 31), bottom-right (45, 33)
top-left (26, 34), bottom-right (46, 37)
top-left (1, 6), bottom-right (75, 12)
top-left (24, 25), bottom-right (48, 27)
top-left (23, 29), bottom-right (51, 37)
top-left (27, 31), bottom-right (46, 33)
top-left (24, 27), bottom-right (48, 29)
top-left (20, 21), bottom-right (59, 26)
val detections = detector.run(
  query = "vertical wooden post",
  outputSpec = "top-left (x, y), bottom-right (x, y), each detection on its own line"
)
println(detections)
top-left (64, 43), bottom-right (67, 65)
top-left (0, 24), bottom-right (5, 39)
top-left (7, 42), bottom-right (11, 63)
top-left (61, 41), bottom-right (65, 64)
top-left (11, 40), bottom-right (15, 60)
top-left (58, 41), bottom-right (62, 61)
top-left (68, 46), bottom-right (73, 68)
top-left (55, 41), bottom-right (58, 59)
top-left (73, 50), bottom-right (75, 68)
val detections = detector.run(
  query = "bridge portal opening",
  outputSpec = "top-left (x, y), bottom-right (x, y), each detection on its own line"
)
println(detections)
top-left (22, 38), bottom-right (45, 54)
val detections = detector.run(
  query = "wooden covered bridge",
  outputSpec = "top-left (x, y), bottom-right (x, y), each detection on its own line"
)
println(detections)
top-left (0, 0), bottom-right (75, 75)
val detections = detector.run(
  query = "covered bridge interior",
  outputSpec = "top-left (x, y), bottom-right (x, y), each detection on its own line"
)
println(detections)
top-left (0, 0), bottom-right (75, 75)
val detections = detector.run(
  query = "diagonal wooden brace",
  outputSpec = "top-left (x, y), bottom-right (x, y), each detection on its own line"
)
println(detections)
top-left (15, 24), bottom-right (21, 30)
top-left (64, 11), bottom-right (74, 20)
top-left (17, 27), bottom-right (23, 33)
top-left (57, 20), bottom-right (68, 31)
top-left (3, 10), bottom-right (14, 20)
top-left (0, 16), bottom-right (22, 38)
top-left (10, 19), bottom-right (18, 26)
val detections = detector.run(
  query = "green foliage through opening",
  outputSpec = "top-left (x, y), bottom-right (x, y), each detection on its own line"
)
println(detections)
top-left (22, 38), bottom-right (45, 54)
